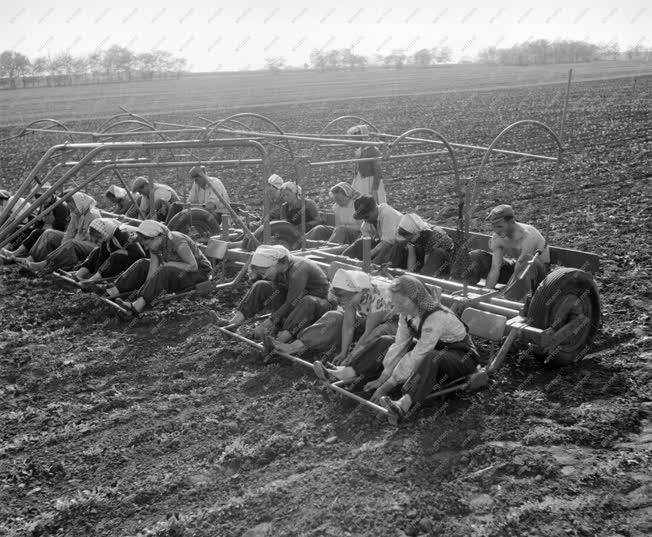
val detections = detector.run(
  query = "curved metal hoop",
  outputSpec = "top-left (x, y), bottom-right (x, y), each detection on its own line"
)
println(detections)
top-left (465, 119), bottom-right (563, 236)
top-left (311, 115), bottom-right (380, 159)
top-left (0, 118), bottom-right (74, 143)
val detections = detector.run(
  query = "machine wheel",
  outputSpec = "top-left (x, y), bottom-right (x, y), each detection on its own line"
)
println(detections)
top-left (168, 208), bottom-right (220, 241)
top-left (528, 268), bottom-right (601, 367)
top-left (242, 220), bottom-right (302, 252)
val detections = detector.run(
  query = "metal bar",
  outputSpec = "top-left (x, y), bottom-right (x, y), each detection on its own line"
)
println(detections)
top-left (559, 68), bottom-right (573, 145)
top-left (326, 380), bottom-right (389, 415)
top-left (486, 329), bottom-right (520, 372)
top-left (1, 138), bottom-right (269, 247)
top-left (374, 133), bottom-right (559, 162)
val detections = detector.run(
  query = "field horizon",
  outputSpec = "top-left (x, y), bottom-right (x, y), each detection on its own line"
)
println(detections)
top-left (0, 60), bottom-right (650, 127)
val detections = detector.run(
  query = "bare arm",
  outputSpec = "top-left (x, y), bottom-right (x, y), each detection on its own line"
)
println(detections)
top-left (485, 247), bottom-right (504, 289)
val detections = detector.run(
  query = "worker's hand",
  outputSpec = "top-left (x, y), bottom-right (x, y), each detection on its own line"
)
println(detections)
top-left (370, 385), bottom-right (390, 404)
top-left (253, 318), bottom-right (275, 340)
top-left (332, 351), bottom-right (348, 366)
top-left (363, 378), bottom-right (383, 393)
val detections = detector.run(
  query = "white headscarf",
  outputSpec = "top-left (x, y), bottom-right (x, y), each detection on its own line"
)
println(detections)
top-left (136, 219), bottom-right (172, 239)
top-left (71, 192), bottom-right (97, 214)
top-left (329, 182), bottom-right (359, 200)
top-left (89, 218), bottom-right (120, 242)
top-left (268, 174), bottom-right (284, 190)
top-left (397, 213), bottom-right (431, 235)
top-left (105, 185), bottom-right (128, 200)
top-left (331, 269), bottom-right (372, 293)
top-left (251, 244), bottom-right (290, 268)
top-left (347, 124), bottom-right (370, 136)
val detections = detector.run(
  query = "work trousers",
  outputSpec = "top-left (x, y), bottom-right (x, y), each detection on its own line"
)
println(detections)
top-left (115, 258), bottom-right (209, 304)
top-left (402, 348), bottom-right (478, 404)
top-left (29, 229), bottom-right (64, 261)
top-left (238, 280), bottom-right (335, 336)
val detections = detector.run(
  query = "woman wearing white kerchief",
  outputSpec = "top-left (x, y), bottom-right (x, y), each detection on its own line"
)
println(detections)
top-left (105, 185), bottom-right (141, 217)
top-left (216, 244), bottom-right (334, 342)
top-left (347, 124), bottom-right (387, 204)
top-left (396, 213), bottom-right (455, 277)
top-left (266, 173), bottom-right (284, 220)
top-left (279, 181), bottom-right (322, 231)
top-left (107, 220), bottom-right (211, 313)
top-left (273, 267), bottom-right (397, 362)
top-left (305, 182), bottom-right (362, 244)
top-left (23, 192), bottom-right (101, 275)
top-left (74, 218), bottom-right (146, 285)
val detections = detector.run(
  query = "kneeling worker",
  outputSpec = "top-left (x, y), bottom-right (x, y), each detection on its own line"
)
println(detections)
top-left (465, 204), bottom-right (550, 301)
top-left (218, 244), bottom-right (335, 343)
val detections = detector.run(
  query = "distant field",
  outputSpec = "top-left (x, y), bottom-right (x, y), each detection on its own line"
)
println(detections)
top-left (0, 61), bottom-right (650, 126)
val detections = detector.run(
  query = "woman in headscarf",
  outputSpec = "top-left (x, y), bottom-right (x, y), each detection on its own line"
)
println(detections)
top-left (396, 213), bottom-right (455, 277)
top-left (371, 275), bottom-right (479, 423)
top-left (1, 185), bottom-right (69, 262)
top-left (314, 275), bottom-right (479, 421)
top-left (272, 268), bottom-right (398, 362)
top-left (106, 219), bottom-right (212, 314)
top-left (347, 124), bottom-right (387, 204)
top-left (74, 218), bottom-right (146, 285)
top-left (266, 173), bottom-right (284, 220)
top-left (216, 244), bottom-right (335, 343)
top-left (305, 182), bottom-right (362, 244)
top-left (279, 181), bottom-right (322, 232)
top-left (105, 185), bottom-right (140, 217)
top-left (22, 192), bottom-right (101, 274)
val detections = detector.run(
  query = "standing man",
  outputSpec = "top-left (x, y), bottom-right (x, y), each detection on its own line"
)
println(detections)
top-left (465, 204), bottom-right (550, 301)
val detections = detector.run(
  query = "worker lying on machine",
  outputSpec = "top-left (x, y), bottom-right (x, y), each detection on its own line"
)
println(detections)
top-left (1, 185), bottom-right (69, 263)
top-left (305, 182), bottom-right (362, 244)
top-left (396, 213), bottom-right (455, 277)
top-left (73, 218), bottom-right (146, 288)
top-left (464, 204), bottom-right (550, 301)
top-left (314, 275), bottom-right (480, 424)
top-left (107, 220), bottom-right (211, 314)
top-left (104, 185), bottom-right (141, 217)
top-left (216, 244), bottom-right (335, 343)
top-left (17, 192), bottom-right (101, 275)
top-left (342, 195), bottom-right (406, 266)
top-left (270, 268), bottom-right (398, 362)
top-left (165, 165), bottom-right (231, 226)
top-left (131, 177), bottom-right (179, 222)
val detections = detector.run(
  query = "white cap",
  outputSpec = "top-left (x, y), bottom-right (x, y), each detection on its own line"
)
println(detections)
top-left (251, 244), bottom-right (290, 268)
top-left (268, 174), bottom-right (283, 189)
top-left (331, 269), bottom-right (372, 292)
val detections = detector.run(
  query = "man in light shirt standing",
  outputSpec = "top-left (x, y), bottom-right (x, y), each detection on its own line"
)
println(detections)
top-left (465, 204), bottom-right (550, 301)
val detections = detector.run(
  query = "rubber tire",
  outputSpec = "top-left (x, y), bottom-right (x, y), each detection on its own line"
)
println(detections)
top-left (167, 207), bottom-right (220, 239)
top-left (528, 267), bottom-right (601, 367)
top-left (242, 220), bottom-right (302, 252)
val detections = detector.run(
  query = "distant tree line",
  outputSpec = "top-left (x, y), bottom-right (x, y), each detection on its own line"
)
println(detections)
top-left (270, 46), bottom-right (453, 73)
top-left (0, 47), bottom-right (188, 89)
top-left (476, 39), bottom-right (652, 65)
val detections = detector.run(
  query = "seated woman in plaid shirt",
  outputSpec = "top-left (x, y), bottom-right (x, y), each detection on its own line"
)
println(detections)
top-left (396, 213), bottom-right (455, 277)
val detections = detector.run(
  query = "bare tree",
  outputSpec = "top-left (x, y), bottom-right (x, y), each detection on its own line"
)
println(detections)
top-left (0, 50), bottom-right (31, 88)
top-left (265, 56), bottom-right (285, 73)
top-left (412, 48), bottom-right (433, 67)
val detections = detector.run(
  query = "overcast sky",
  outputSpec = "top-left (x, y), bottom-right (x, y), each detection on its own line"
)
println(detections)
top-left (1, 0), bottom-right (649, 71)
